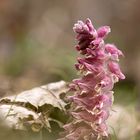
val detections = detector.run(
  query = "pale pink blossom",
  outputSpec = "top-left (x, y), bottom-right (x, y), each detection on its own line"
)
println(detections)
top-left (97, 26), bottom-right (111, 38)
top-left (60, 18), bottom-right (125, 140)
top-left (108, 61), bottom-right (125, 79)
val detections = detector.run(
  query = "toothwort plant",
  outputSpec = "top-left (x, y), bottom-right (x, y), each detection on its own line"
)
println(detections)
top-left (60, 18), bottom-right (125, 140)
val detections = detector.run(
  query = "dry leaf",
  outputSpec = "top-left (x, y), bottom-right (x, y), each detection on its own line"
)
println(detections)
top-left (0, 81), bottom-right (68, 131)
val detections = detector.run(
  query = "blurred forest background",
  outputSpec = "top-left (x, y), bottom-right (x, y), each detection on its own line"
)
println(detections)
top-left (0, 0), bottom-right (140, 139)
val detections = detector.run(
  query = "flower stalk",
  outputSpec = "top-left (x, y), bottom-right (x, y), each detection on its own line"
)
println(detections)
top-left (60, 18), bottom-right (125, 140)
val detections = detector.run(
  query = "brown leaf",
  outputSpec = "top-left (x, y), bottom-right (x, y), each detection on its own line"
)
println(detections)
top-left (0, 81), bottom-right (68, 131)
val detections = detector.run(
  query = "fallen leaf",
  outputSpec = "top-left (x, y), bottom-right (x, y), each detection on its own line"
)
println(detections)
top-left (0, 81), bottom-right (68, 131)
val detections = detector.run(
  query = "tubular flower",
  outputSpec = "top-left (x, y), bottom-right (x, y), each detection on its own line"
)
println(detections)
top-left (60, 18), bottom-right (125, 140)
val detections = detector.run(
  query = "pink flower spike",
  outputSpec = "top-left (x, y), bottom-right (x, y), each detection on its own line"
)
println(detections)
top-left (97, 26), bottom-right (111, 38)
top-left (60, 18), bottom-right (125, 140)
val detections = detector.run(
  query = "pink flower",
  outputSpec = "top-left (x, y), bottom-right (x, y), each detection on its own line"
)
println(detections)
top-left (70, 93), bottom-right (112, 111)
top-left (97, 26), bottom-right (111, 38)
top-left (71, 110), bottom-right (109, 124)
top-left (60, 18), bottom-right (125, 140)
top-left (90, 38), bottom-right (104, 49)
top-left (73, 19), bottom-right (97, 54)
top-left (105, 44), bottom-right (123, 56)
top-left (105, 44), bottom-right (124, 61)
top-left (108, 61), bottom-right (125, 79)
